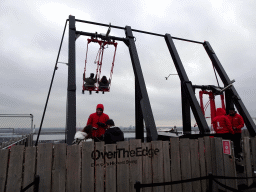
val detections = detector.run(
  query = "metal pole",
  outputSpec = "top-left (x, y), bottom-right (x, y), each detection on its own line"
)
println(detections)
top-left (66, 15), bottom-right (77, 145)
top-left (165, 33), bottom-right (210, 134)
top-left (125, 26), bottom-right (158, 141)
top-left (135, 77), bottom-right (144, 141)
top-left (181, 84), bottom-right (191, 134)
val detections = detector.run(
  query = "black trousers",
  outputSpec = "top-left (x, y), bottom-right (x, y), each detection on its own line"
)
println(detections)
top-left (233, 133), bottom-right (242, 157)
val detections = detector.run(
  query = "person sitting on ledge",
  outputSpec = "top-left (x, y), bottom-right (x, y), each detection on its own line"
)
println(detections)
top-left (73, 125), bottom-right (94, 145)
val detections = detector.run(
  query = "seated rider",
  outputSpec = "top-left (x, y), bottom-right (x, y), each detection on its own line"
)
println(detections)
top-left (84, 73), bottom-right (97, 94)
top-left (98, 76), bottom-right (109, 90)
top-left (84, 73), bottom-right (97, 88)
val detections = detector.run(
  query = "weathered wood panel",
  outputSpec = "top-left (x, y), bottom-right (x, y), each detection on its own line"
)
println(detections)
top-left (6, 145), bottom-right (24, 192)
top-left (243, 137), bottom-right (253, 186)
top-left (37, 143), bottom-right (53, 192)
top-left (204, 137), bottom-right (212, 175)
top-left (129, 139), bottom-right (142, 192)
top-left (152, 141), bottom-right (164, 192)
top-left (66, 145), bottom-right (81, 192)
top-left (106, 144), bottom-right (117, 192)
top-left (242, 129), bottom-right (250, 138)
top-left (82, 141), bottom-right (94, 192)
top-left (170, 137), bottom-right (182, 192)
top-left (95, 142), bottom-right (105, 192)
top-left (142, 142), bottom-right (152, 192)
top-left (190, 139), bottom-right (201, 192)
top-left (180, 138), bottom-right (192, 192)
top-left (117, 141), bottom-right (129, 192)
top-left (52, 143), bottom-right (66, 192)
top-left (198, 137), bottom-right (206, 192)
top-left (214, 137), bottom-right (226, 191)
top-left (22, 146), bottom-right (36, 192)
top-left (223, 141), bottom-right (237, 190)
top-left (0, 149), bottom-right (9, 192)
top-left (162, 141), bottom-right (171, 192)
top-left (209, 137), bottom-right (218, 192)
top-left (250, 137), bottom-right (256, 183)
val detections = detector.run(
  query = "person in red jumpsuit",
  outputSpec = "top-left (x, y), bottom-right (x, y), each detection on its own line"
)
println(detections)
top-left (212, 108), bottom-right (234, 140)
top-left (228, 107), bottom-right (244, 157)
top-left (86, 104), bottom-right (109, 141)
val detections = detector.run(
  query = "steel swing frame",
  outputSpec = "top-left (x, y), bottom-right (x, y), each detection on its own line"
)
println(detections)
top-left (65, 15), bottom-right (256, 145)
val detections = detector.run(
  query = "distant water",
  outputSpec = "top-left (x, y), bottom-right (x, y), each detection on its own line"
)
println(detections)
top-left (33, 132), bottom-right (146, 141)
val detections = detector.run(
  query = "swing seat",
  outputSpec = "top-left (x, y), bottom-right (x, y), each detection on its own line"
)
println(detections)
top-left (83, 84), bottom-right (96, 91)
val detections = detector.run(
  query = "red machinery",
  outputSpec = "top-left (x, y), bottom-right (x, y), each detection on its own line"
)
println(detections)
top-left (199, 90), bottom-right (225, 122)
top-left (82, 38), bottom-right (117, 94)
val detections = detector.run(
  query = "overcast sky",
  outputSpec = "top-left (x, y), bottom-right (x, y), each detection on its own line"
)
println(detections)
top-left (1, 0), bottom-right (256, 129)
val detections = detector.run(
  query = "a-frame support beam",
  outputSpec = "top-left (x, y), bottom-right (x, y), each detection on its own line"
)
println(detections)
top-left (125, 26), bottom-right (158, 141)
top-left (66, 15), bottom-right (77, 145)
top-left (204, 41), bottom-right (256, 136)
top-left (165, 34), bottom-right (210, 134)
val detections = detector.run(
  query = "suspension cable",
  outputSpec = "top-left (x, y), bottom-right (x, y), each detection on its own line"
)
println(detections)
top-left (35, 19), bottom-right (68, 146)
top-left (212, 65), bottom-right (220, 87)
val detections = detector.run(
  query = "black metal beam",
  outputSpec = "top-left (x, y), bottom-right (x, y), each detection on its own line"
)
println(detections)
top-left (181, 85), bottom-right (191, 134)
top-left (135, 77), bottom-right (144, 141)
top-left (75, 19), bottom-right (203, 44)
top-left (66, 15), bottom-right (77, 145)
top-left (165, 34), bottom-right (210, 134)
top-left (204, 41), bottom-right (256, 136)
top-left (75, 31), bottom-right (127, 42)
top-left (125, 26), bottom-right (158, 141)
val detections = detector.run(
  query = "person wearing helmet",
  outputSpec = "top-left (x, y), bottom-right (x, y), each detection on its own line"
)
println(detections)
top-left (86, 104), bottom-right (109, 141)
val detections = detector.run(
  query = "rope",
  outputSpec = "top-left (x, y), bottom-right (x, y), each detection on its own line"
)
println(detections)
top-left (35, 19), bottom-right (68, 146)
top-left (212, 65), bottom-right (220, 87)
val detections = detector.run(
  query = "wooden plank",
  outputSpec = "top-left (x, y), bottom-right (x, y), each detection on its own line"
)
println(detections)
top-left (214, 137), bottom-right (226, 191)
top-left (0, 149), bottom-right (9, 192)
top-left (242, 129), bottom-right (249, 139)
top-left (170, 137), bottom-right (182, 192)
top-left (95, 142), bottom-right (105, 192)
top-left (6, 145), bottom-right (24, 192)
top-left (243, 137), bottom-right (253, 186)
top-left (82, 141), bottom-right (94, 192)
top-left (209, 137), bottom-right (218, 192)
top-left (129, 139), bottom-right (142, 192)
top-left (22, 146), bottom-right (36, 192)
top-left (37, 143), bottom-right (53, 192)
top-left (251, 137), bottom-right (256, 183)
top-left (223, 141), bottom-right (237, 190)
top-left (142, 142), bottom-right (152, 192)
top-left (152, 140), bottom-right (164, 192)
top-left (117, 141), bottom-right (129, 192)
top-left (180, 138), bottom-right (192, 192)
top-left (190, 139), bottom-right (201, 192)
top-left (204, 136), bottom-right (212, 175)
top-left (66, 144), bottom-right (81, 192)
top-left (105, 144), bottom-right (117, 192)
top-left (162, 141), bottom-right (171, 192)
top-left (198, 138), bottom-right (207, 192)
top-left (52, 143), bottom-right (66, 192)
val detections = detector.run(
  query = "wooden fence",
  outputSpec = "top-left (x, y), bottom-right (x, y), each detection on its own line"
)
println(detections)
top-left (0, 136), bottom-right (255, 192)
